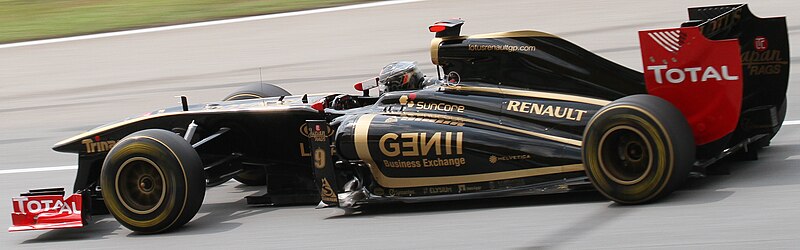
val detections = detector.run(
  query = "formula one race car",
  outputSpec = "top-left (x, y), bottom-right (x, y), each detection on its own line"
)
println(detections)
top-left (11, 4), bottom-right (788, 234)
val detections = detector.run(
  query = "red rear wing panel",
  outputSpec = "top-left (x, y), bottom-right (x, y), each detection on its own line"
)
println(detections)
top-left (639, 27), bottom-right (743, 145)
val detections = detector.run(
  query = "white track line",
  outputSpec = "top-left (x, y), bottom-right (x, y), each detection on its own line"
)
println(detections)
top-left (0, 119), bottom-right (798, 175)
top-left (0, 165), bottom-right (77, 175)
top-left (0, 0), bottom-right (423, 49)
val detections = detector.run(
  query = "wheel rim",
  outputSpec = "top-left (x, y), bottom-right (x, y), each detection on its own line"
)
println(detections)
top-left (116, 157), bottom-right (167, 215)
top-left (597, 125), bottom-right (653, 185)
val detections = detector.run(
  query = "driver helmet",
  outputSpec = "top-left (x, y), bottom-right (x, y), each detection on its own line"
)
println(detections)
top-left (378, 61), bottom-right (424, 93)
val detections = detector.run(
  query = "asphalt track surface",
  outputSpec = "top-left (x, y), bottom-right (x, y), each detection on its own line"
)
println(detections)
top-left (1, 0), bottom-right (799, 249)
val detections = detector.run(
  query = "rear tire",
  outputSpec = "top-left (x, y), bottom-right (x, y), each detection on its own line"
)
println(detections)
top-left (222, 82), bottom-right (290, 101)
top-left (582, 95), bottom-right (694, 204)
top-left (100, 129), bottom-right (205, 233)
top-left (223, 83), bottom-right (291, 186)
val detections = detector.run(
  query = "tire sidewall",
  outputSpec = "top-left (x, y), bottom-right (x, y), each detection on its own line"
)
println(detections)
top-left (100, 129), bottom-right (205, 233)
top-left (583, 95), bottom-right (694, 204)
top-left (223, 83), bottom-right (290, 101)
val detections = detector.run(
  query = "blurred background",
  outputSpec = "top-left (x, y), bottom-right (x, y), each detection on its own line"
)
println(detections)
top-left (0, 0), bottom-right (371, 43)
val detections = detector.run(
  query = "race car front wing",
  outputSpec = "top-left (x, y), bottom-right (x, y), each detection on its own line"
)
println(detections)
top-left (9, 187), bottom-right (90, 232)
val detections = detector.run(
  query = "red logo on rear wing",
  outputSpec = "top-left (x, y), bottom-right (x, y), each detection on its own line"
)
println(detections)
top-left (9, 193), bottom-right (85, 232)
top-left (639, 27), bottom-right (743, 145)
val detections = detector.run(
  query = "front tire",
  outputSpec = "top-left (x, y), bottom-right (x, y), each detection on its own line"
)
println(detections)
top-left (100, 129), bottom-right (206, 233)
top-left (582, 95), bottom-right (694, 204)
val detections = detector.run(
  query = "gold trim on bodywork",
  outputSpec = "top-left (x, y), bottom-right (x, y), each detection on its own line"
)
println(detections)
top-left (354, 114), bottom-right (584, 188)
top-left (55, 106), bottom-right (291, 148)
top-left (394, 112), bottom-right (582, 147)
top-left (467, 30), bottom-right (558, 39)
top-left (54, 93), bottom-right (341, 149)
top-left (439, 30), bottom-right (559, 41)
top-left (430, 30), bottom-right (558, 65)
top-left (431, 38), bottom-right (442, 65)
top-left (446, 85), bottom-right (611, 106)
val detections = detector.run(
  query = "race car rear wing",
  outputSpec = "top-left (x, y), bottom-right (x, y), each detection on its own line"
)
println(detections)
top-left (639, 4), bottom-right (788, 147)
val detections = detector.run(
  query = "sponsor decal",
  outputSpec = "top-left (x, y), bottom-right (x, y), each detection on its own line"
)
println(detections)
top-left (399, 94), bottom-right (465, 113)
top-left (388, 189), bottom-right (416, 196)
top-left (505, 100), bottom-right (589, 122)
top-left (300, 123), bottom-right (334, 139)
top-left (647, 30), bottom-right (685, 53)
top-left (741, 37), bottom-right (787, 76)
top-left (81, 136), bottom-right (116, 153)
top-left (424, 186), bottom-right (453, 195)
top-left (379, 131), bottom-right (467, 168)
top-left (639, 26), bottom-right (744, 145)
top-left (468, 44), bottom-right (536, 52)
top-left (12, 195), bottom-right (80, 216)
top-left (299, 123), bottom-right (335, 157)
top-left (382, 158), bottom-right (467, 168)
top-left (320, 178), bottom-right (338, 203)
top-left (645, 65), bottom-right (739, 84)
top-left (10, 193), bottom-right (85, 231)
top-left (398, 116), bottom-right (465, 126)
top-left (489, 154), bottom-right (531, 164)
top-left (372, 187), bottom-right (385, 196)
top-left (308, 125), bottom-right (328, 142)
top-left (698, 8), bottom-right (743, 36)
top-left (379, 131), bottom-right (463, 157)
top-left (457, 184), bottom-right (482, 193)
top-left (754, 36), bottom-right (768, 52)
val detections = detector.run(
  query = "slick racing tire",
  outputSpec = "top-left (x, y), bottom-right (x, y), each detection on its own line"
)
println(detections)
top-left (223, 82), bottom-right (291, 186)
top-left (100, 129), bottom-right (206, 233)
top-left (223, 82), bottom-right (291, 101)
top-left (582, 94), bottom-right (694, 204)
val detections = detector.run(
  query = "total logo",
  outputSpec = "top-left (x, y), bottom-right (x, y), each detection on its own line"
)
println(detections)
top-left (12, 196), bottom-right (80, 215)
top-left (646, 65), bottom-right (739, 84)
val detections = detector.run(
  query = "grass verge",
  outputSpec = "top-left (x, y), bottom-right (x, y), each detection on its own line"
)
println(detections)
top-left (0, 0), bottom-right (373, 44)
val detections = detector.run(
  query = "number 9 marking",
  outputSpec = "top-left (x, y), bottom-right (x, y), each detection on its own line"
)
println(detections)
top-left (313, 148), bottom-right (326, 169)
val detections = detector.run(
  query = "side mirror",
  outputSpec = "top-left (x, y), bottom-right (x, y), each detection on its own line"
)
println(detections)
top-left (429, 19), bottom-right (465, 38)
top-left (354, 77), bottom-right (379, 96)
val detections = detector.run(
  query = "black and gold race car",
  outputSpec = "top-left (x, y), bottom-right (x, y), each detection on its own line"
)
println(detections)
top-left (11, 4), bottom-right (788, 234)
